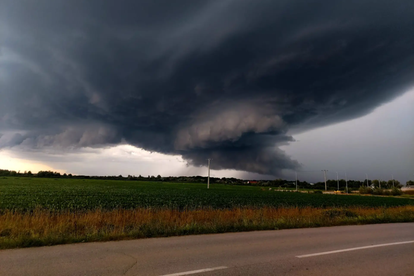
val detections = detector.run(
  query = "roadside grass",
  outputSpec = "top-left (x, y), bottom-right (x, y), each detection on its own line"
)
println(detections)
top-left (1, 206), bottom-right (413, 249)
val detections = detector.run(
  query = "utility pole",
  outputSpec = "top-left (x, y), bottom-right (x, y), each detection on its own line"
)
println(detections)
top-left (295, 171), bottom-right (298, 192)
top-left (336, 172), bottom-right (339, 191)
top-left (366, 173), bottom-right (369, 187)
top-left (322, 170), bottom-right (328, 191)
top-left (207, 158), bottom-right (211, 189)
top-left (345, 172), bottom-right (348, 193)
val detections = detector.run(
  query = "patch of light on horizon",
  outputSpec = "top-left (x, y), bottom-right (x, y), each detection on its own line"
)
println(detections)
top-left (0, 145), bottom-right (248, 178)
top-left (0, 150), bottom-right (64, 173)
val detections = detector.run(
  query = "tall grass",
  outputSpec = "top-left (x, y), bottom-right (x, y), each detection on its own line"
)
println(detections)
top-left (1, 206), bottom-right (414, 249)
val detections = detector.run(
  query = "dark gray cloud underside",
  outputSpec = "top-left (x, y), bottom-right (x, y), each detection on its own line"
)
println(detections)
top-left (1, 0), bottom-right (413, 175)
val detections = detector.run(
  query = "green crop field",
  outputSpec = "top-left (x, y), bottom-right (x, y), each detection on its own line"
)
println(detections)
top-left (1, 177), bottom-right (413, 249)
top-left (0, 177), bottom-right (412, 211)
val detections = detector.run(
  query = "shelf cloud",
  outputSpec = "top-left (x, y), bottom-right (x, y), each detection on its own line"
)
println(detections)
top-left (1, 0), bottom-right (413, 175)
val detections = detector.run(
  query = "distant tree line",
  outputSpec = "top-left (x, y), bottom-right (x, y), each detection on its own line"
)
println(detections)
top-left (0, 169), bottom-right (33, 177)
top-left (0, 169), bottom-right (412, 189)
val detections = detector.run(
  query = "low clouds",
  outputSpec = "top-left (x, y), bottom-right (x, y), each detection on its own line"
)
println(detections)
top-left (0, 124), bottom-right (120, 149)
top-left (1, 0), bottom-right (413, 175)
top-left (175, 101), bottom-right (286, 150)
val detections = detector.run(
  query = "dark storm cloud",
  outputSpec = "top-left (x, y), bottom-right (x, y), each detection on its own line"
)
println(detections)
top-left (1, 0), bottom-right (413, 175)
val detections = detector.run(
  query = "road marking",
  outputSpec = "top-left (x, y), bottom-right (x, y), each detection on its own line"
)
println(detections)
top-left (297, 240), bottom-right (414, 258)
top-left (160, 266), bottom-right (228, 276)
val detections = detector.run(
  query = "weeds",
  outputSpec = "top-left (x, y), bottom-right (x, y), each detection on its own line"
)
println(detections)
top-left (359, 186), bottom-right (404, 196)
top-left (1, 206), bottom-right (413, 249)
top-left (359, 186), bottom-right (373, 194)
top-left (391, 187), bottom-right (403, 196)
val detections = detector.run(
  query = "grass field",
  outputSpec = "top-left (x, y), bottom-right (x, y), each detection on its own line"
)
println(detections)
top-left (1, 177), bottom-right (413, 249)
top-left (0, 177), bottom-right (413, 211)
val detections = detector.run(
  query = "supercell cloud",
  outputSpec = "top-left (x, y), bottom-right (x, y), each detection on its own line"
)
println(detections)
top-left (1, 0), bottom-right (413, 175)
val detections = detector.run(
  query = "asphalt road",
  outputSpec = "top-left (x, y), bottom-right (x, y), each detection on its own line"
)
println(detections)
top-left (0, 223), bottom-right (413, 276)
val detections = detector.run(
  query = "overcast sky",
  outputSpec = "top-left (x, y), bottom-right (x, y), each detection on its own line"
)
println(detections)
top-left (1, 1), bottom-right (413, 183)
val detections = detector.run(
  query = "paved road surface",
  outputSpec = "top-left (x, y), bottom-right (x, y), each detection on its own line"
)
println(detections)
top-left (0, 223), bottom-right (413, 276)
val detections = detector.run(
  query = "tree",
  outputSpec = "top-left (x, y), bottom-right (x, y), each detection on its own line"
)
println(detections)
top-left (37, 171), bottom-right (61, 178)
top-left (372, 179), bottom-right (379, 188)
top-left (407, 180), bottom-right (414, 187)
top-left (391, 187), bottom-right (403, 196)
